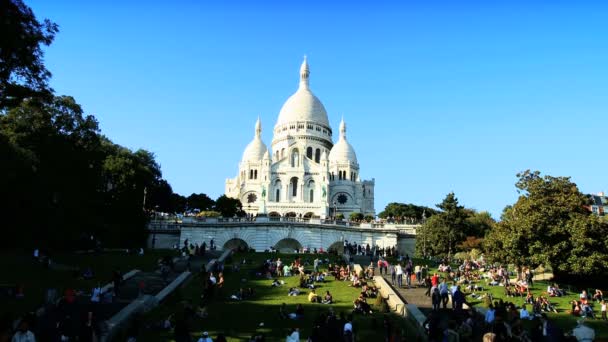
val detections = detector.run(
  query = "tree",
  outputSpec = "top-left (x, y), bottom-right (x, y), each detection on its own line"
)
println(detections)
top-left (378, 202), bottom-right (437, 221)
top-left (214, 195), bottom-right (244, 217)
top-left (349, 212), bottom-right (364, 221)
top-left (1, 0), bottom-right (58, 109)
top-left (415, 192), bottom-right (468, 260)
top-left (465, 211), bottom-right (494, 237)
top-left (186, 193), bottom-right (215, 212)
top-left (484, 170), bottom-right (608, 281)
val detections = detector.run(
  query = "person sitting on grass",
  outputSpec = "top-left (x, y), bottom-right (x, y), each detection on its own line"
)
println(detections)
top-left (353, 297), bottom-right (372, 315)
top-left (322, 291), bottom-right (333, 304)
top-left (308, 289), bottom-right (319, 303)
top-left (271, 279), bottom-right (282, 287)
top-left (525, 290), bottom-right (534, 304)
top-left (580, 290), bottom-right (589, 304)
top-left (539, 296), bottom-right (558, 313)
top-left (581, 302), bottom-right (595, 319)
top-left (571, 300), bottom-right (582, 316)
top-left (350, 274), bottom-right (362, 288)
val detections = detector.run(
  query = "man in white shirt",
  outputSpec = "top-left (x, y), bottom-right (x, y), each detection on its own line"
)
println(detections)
top-left (395, 264), bottom-right (403, 288)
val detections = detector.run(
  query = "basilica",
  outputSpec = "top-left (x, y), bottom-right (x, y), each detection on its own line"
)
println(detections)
top-left (225, 57), bottom-right (375, 218)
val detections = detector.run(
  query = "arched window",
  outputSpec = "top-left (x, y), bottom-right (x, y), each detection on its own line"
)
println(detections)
top-left (274, 180), bottom-right (282, 202)
top-left (281, 148), bottom-right (285, 159)
top-left (308, 180), bottom-right (315, 203)
top-left (249, 170), bottom-right (253, 179)
top-left (315, 148), bottom-right (321, 163)
top-left (290, 177), bottom-right (298, 197)
top-left (254, 170), bottom-right (258, 179)
top-left (291, 149), bottom-right (300, 167)
top-left (306, 147), bottom-right (313, 159)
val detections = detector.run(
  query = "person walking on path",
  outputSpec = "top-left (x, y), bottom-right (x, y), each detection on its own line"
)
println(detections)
top-left (395, 264), bottom-right (403, 288)
top-left (389, 264), bottom-right (396, 285)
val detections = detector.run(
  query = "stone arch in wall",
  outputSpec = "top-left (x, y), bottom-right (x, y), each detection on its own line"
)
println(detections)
top-left (284, 212), bottom-right (297, 218)
top-left (303, 212), bottom-right (314, 219)
top-left (327, 241), bottom-right (345, 255)
top-left (223, 238), bottom-right (249, 251)
top-left (274, 238), bottom-right (303, 253)
top-left (269, 211), bottom-right (281, 218)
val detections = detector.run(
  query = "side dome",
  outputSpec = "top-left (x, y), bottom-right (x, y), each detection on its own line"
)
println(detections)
top-left (242, 118), bottom-right (268, 162)
top-left (329, 119), bottom-right (358, 164)
top-left (275, 57), bottom-right (330, 128)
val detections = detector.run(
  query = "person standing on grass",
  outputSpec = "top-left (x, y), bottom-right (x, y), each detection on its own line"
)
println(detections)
top-left (602, 300), bottom-right (607, 321)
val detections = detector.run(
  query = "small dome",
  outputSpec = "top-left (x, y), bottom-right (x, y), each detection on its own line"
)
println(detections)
top-left (329, 118), bottom-right (357, 164)
top-left (275, 57), bottom-right (330, 128)
top-left (242, 118), bottom-right (268, 162)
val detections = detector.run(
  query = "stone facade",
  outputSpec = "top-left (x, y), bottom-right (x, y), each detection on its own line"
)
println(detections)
top-left (225, 57), bottom-right (375, 218)
top-left (178, 222), bottom-right (399, 253)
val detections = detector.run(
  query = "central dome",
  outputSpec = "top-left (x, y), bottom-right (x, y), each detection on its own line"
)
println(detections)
top-left (275, 57), bottom-right (330, 128)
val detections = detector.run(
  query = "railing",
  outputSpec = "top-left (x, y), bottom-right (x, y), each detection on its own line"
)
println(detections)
top-left (147, 219), bottom-right (420, 233)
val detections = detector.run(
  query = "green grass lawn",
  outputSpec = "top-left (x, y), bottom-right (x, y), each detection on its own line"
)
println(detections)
top-left (0, 249), bottom-right (177, 318)
top-left (139, 252), bottom-right (420, 341)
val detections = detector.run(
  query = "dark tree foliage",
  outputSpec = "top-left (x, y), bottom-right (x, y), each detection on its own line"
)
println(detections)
top-left (0, 0), bottom-right (59, 109)
top-left (0, 96), bottom-right (183, 249)
top-left (214, 195), bottom-right (244, 218)
top-left (0, 1), bottom-right (196, 250)
top-left (378, 202), bottom-right (437, 221)
top-left (186, 193), bottom-right (215, 212)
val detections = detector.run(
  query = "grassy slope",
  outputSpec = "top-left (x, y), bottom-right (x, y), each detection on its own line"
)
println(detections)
top-left (141, 252), bottom-right (419, 341)
top-left (0, 249), bottom-right (176, 317)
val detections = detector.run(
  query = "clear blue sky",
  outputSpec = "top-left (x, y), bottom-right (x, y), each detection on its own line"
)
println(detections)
top-left (30, 0), bottom-right (608, 218)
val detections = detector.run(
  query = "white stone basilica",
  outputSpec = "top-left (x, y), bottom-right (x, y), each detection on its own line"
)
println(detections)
top-left (225, 57), bottom-right (375, 218)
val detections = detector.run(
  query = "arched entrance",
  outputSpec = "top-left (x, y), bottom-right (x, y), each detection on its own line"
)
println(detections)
top-left (274, 238), bottom-right (303, 253)
top-left (223, 238), bottom-right (249, 251)
top-left (284, 212), bottom-right (297, 218)
top-left (328, 241), bottom-right (345, 255)
top-left (303, 212), bottom-right (314, 219)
